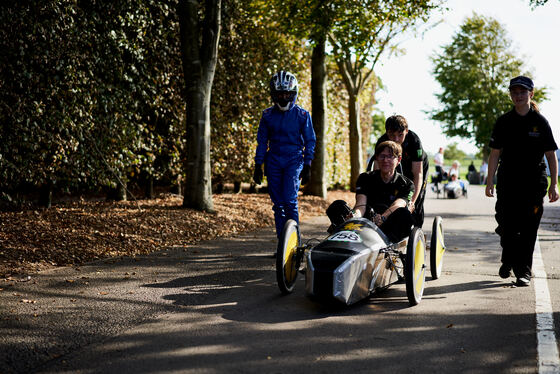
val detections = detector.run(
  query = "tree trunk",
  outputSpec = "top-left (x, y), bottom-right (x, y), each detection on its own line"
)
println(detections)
top-left (333, 54), bottom-right (366, 192)
top-left (107, 181), bottom-right (127, 201)
top-left (118, 182), bottom-right (127, 201)
top-left (178, 0), bottom-right (221, 212)
top-left (307, 36), bottom-right (327, 198)
top-left (174, 175), bottom-right (183, 196)
top-left (38, 179), bottom-right (53, 208)
top-left (233, 181), bottom-right (241, 193)
top-left (348, 93), bottom-right (362, 191)
top-left (144, 174), bottom-right (154, 199)
top-left (182, 83), bottom-right (214, 211)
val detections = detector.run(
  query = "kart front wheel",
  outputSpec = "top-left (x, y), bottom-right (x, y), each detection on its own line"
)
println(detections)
top-left (276, 219), bottom-right (301, 294)
top-left (430, 216), bottom-right (446, 280)
top-left (405, 227), bottom-right (427, 306)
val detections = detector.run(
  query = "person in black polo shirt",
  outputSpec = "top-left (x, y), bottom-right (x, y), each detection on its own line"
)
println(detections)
top-left (368, 115), bottom-right (429, 227)
top-left (352, 141), bottom-right (415, 242)
top-left (486, 75), bottom-right (559, 287)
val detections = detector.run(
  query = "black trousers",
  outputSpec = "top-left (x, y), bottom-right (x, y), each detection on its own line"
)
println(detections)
top-left (380, 207), bottom-right (414, 243)
top-left (412, 178), bottom-right (427, 227)
top-left (495, 176), bottom-right (547, 277)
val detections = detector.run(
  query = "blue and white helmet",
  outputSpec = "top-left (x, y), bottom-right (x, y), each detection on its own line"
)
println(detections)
top-left (270, 71), bottom-right (298, 111)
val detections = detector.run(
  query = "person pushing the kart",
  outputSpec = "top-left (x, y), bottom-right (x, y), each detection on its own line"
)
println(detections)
top-left (253, 71), bottom-right (316, 241)
top-left (368, 115), bottom-right (429, 227)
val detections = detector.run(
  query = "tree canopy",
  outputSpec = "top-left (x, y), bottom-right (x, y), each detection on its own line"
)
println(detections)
top-left (328, 0), bottom-right (443, 189)
top-left (429, 13), bottom-right (547, 158)
top-left (0, 0), bottom-right (469, 209)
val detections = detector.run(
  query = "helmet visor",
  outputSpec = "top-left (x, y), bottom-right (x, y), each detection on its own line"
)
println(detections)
top-left (272, 90), bottom-right (296, 107)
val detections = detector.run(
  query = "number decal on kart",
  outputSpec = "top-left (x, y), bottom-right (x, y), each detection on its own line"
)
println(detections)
top-left (329, 231), bottom-right (362, 243)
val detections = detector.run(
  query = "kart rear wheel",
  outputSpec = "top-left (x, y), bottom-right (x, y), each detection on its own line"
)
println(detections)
top-left (405, 227), bottom-right (427, 306)
top-left (430, 216), bottom-right (446, 279)
top-left (276, 219), bottom-right (301, 294)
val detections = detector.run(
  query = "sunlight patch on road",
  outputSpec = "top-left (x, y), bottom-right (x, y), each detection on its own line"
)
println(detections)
top-left (192, 301), bottom-right (238, 309)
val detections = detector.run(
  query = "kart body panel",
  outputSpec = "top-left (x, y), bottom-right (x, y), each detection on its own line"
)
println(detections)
top-left (305, 217), bottom-right (405, 305)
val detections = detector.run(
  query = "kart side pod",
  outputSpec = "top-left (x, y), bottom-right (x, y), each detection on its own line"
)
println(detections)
top-left (305, 218), bottom-right (400, 305)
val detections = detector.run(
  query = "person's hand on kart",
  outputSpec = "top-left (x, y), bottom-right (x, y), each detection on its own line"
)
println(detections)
top-left (407, 201), bottom-right (415, 213)
top-left (373, 213), bottom-right (383, 227)
top-left (345, 209), bottom-right (356, 220)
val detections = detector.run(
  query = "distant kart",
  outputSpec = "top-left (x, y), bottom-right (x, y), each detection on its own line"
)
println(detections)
top-left (431, 174), bottom-right (468, 199)
top-left (276, 215), bottom-right (445, 306)
top-left (443, 180), bottom-right (468, 199)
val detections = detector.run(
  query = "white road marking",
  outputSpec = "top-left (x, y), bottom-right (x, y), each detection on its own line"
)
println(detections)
top-left (533, 239), bottom-right (560, 374)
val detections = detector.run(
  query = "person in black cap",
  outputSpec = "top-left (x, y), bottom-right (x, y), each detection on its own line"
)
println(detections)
top-left (367, 115), bottom-right (429, 227)
top-left (485, 75), bottom-right (559, 287)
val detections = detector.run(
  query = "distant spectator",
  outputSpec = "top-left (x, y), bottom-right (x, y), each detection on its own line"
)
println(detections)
top-left (449, 160), bottom-right (460, 178)
top-left (467, 161), bottom-right (479, 184)
top-left (433, 147), bottom-right (445, 182)
top-left (479, 160), bottom-right (488, 184)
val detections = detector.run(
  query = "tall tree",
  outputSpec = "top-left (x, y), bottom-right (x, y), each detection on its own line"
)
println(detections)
top-left (281, 1), bottom-right (440, 192)
top-left (279, 1), bottom-right (338, 198)
top-left (429, 13), bottom-right (547, 159)
top-left (329, 0), bottom-right (441, 190)
top-left (178, 0), bottom-right (221, 211)
top-left (210, 0), bottom-right (309, 193)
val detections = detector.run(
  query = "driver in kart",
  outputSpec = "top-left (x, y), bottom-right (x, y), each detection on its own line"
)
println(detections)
top-left (349, 141), bottom-right (415, 242)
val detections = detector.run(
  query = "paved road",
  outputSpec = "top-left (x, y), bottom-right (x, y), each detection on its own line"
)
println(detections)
top-left (1, 185), bottom-right (559, 373)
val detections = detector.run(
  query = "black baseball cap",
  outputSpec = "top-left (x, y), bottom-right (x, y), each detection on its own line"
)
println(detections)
top-left (509, 76), bottom-right (534, 90)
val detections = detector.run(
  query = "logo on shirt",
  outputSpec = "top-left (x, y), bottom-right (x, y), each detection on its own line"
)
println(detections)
top-left (528, 125), bottom-right (540, 138)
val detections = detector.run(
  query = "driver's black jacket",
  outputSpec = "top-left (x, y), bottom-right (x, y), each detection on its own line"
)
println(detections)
top-left (355, 170), bottom-right (414, 214)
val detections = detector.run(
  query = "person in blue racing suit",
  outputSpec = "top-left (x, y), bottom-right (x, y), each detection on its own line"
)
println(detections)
top-left (253, 71), bottom-right (316, 238)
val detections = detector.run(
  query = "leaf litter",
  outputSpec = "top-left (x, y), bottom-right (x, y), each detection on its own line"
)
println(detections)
top-left (0, 191), bottom-right (352, 278)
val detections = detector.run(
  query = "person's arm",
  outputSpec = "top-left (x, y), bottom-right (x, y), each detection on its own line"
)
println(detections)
top-left (254, 114), bottom-right (268, 166)
top-left (302, 111), bottom-right (316, 166)
top-left (383, 198), bottom-right (407, 220)
top-left (352, 194), bottom-right (368, 218)
top-left (408, 161), bottom-right (422, 211)
top-left (371, 198), bottom-right (407, 226)
top-left (545, 150), bottom-right (559, 202)
top-left (485, 148), bottom-right (500, 197)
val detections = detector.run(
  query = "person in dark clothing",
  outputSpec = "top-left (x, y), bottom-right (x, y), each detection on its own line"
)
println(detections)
top-left (368, 115), bottom-right (429, 227)
top-left (486, 75), bottom-right (559, 287)
top-left (352, 141), bottom-right (415, 242)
